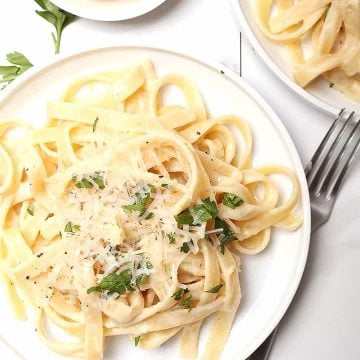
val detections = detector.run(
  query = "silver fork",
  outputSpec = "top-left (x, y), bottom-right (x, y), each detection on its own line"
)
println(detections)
top-left (248, 109), bottom-right (360, 360)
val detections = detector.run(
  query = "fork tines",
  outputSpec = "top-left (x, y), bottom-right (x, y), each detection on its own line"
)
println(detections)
top-left (305, 109), bottom-right (360, 200)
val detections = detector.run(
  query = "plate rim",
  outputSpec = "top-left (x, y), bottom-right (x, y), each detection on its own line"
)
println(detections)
top-left (50, 0), bottom-right (168, 21)
top-left (230, 0), bottom-right (340, 118)
top-left (0, 45), bottom-right (311, 359)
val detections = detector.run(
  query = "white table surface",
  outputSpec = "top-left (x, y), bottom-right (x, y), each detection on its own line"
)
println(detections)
top-left (0, 1), bottom-right (359, 359)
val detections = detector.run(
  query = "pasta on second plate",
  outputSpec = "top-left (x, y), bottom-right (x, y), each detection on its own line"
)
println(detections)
top-left (256, 0), bottom-right (360, 101)
top-left (0, 59), bottom-right (302, 359)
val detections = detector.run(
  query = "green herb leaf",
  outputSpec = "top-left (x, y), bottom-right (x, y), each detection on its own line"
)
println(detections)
top-left (92, 117), bottom-right (99, 132)
top-left (214, 217), bottom-right (237, 254)
top-left (34, 0), bottom-right (77, 54)
top-left (200, 198), bottom-right (218, 219)
top-left (87, 265), bottom-right (151, 296)
top-left (64, 222), bottom-right (80, 233)
top-left (161, 183), bottom-right (169, 189)
top-left (223, 193), bottom-right (244, 209)
top-left (167, 232), bottom-right (176, 244)
top-left (205, 284), bottom-right (223, 293)
top-left (87, 269), bottom-right (134, 296)
top-left (175, 198), bottom-right (218, 225)
top-left (172, 287), bottom-right (189, 301)
top-left (122, 185), bottom-right (152, 216)
top-left (175, 208), bottom-right (193, 225)
top-left (0, 52), bottom-right (33, 88)
top-left (72, 172), bottom-right (106, 190)
top-left (144, 212), bottom-right (154, 220)
top-left (180, 295), bottom-right (192, 312)
top-left (26, 204), bottom-right (34, 216)
top-left (134, 336), bottom-right (141, 346)
top-left (180, 241), bottom-right (191, 253)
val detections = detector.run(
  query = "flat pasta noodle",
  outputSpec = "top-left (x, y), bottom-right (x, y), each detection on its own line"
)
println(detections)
top-left (255, 0), bottom-right (360, 101)
top-left (0, 59), bottom-right (302, 359)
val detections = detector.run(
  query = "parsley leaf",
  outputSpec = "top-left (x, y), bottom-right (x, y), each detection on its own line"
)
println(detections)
top-left (134, 336), bottom-right (141, 346)
top-left (167, 232), bottom-right (176, 244)
top-left (122, 185), bottom-right (152, 216)
top-left (64, 222), bottom-right (80, 233)
top-left (180, 295), bottom-right (192, 312)
top-left (215, 217), bottom-right (237, 254)
top-left (0, 52), bottom-right (33, 88)
top-left (205, 284), bottom-right (223, 293)
top-left (92, 117), bottom-right (99, 132)
top-left (180, 241), bottom-right (192, 253)
top-left (223, 193), bottom-right (244, 209)
top-left (87, 269), bottom-right (134, 296)
top-left (172, 287), bottom-right (189, 301)
top-left (87, 267), bottom-right (150, 296)
top-left (72, 172), bottom-right (106, 190)
top-left (26, 204), bottom-right (35, 216)
top-left (175, 198), bottom-right (218, 225)
top-left (175, 208), bottom-right (193, 225)
top-left (34, 0), bottom-right (77, 54)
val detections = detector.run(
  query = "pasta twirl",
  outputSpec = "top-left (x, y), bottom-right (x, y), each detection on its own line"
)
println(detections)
top-left (255, 0), bottom-right (360, 101)
top-left (0, 59), bottom-right (302, 359)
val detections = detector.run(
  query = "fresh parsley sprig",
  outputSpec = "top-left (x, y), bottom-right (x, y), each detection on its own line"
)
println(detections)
top-left (87, 267), bottom-right (150, 296)
top-left (0, 52), bottom-right (33, 88)
top-left (205, 284), bottom-right (223, 293)
top-left (26, 204), bottom-right (35, 216)
top-left (167, 232), bottom-right (176, 244)
top-left (134, 336), bottom-right (141, 347)
top-left (122, 185), bottom-right (153, 218)
top-left (223, 193), bottom-right (244, 209)
top-left (175, 198), bottom-right (218, 225)
top-left (180, 241), bottom-right (192, 253)
top-left (34, 0), bottom-right (76, 54)
top-left (215, 217), bottom-right (237, 254)
top-left (64, 222), bottom-right (80, 234)
top-left (180, 295), bottom-right (193, 312)
top-left (172, 288), bottom-right (189, 301)
top-left (72, 172), bottom-right (106, 190)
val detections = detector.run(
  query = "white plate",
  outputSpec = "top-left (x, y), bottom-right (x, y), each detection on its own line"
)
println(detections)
top-left (51, 0), bottom-right (168, 21)
top-left (231, 0), bottom-right (360, 117)
top-left (0, 46), bottom-right (310, 360)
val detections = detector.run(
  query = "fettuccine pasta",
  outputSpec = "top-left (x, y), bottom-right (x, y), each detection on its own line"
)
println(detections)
top-left (255, 0), bottom-right (360, 101)
top-left (0, 59), bottom-right (302, 359)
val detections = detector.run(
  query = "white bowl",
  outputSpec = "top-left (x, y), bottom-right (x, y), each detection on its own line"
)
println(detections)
top-left (51, 0), bottom-right (168, 21)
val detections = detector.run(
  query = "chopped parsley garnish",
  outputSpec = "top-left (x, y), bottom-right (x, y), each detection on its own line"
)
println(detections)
top-left (172, 287), bottom-right (189, 301)
top-left (180, 295), bottom-right (192, 312)
top-left (175, 198), bottom-right (218, 225)
top-left (205, 284), bottom-right (223, 293)
top-left (87, 267), bottom-right (149, 296)
top-left (134, 336), bottom-right (141, 346)
top-left (215, 217), bottom-right (237, 254)
top-left (122, 185), bottom-right (152, 216)
top-left (223, 193), bottom-right (244, 209)
top-left (72, 172), bottom-right (106, 190)
top-left (26, 204), bottom-right (34, 216)
top-left (64, 222), bottom-right (80, 233)
top-left (144, 212), bottom-right (154, 220)
top-left (167, 232), bottom-right (176, 244)
top-left (161, 183), bottom-right (169, 189)
top-left (180, 241), bottom-right (192, 253)
top-left (92, 117), bottom-right (99, 132)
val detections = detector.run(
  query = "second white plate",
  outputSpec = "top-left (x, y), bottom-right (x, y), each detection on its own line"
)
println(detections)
top-left (51, 0), bottom-right (168, 21)
top-left (231, 0), bottom-right (360, 117)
